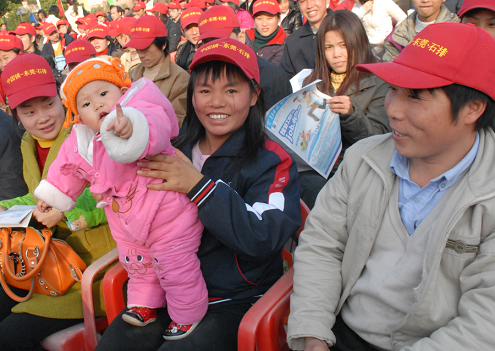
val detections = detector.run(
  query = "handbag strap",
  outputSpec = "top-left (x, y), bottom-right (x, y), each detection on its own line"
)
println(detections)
top-left (0, 270), bottom-right (35, 303)
top-left (0, 228), bottom-right (53, 282)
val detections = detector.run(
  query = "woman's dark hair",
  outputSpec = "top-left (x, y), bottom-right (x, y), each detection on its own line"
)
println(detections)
top-left (152, 36), bottom-right (169, 55)
top-left (175, 61), bottom-right (266, 160)
top-left (110, 5), bottom-right (125, 15)
top-left (49, 5), bottom-right (60, 16)
top-left (305, 10), bottom-right (375, 95)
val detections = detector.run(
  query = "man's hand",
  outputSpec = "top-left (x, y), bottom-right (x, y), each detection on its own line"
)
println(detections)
top-left (305, 337), bottom-right (329, 351)
top-left (106, 104), bottom-right (133, 139)
top-left (137, 149), bottom-right (204, 194)
top-left (33, 207), bottom-right (65, 228)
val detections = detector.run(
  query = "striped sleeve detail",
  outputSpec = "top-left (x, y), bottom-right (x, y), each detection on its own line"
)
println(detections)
top-left (264, 140), bottom-right (293, 195)
top-left (187, 177), bottom-right (217, 207)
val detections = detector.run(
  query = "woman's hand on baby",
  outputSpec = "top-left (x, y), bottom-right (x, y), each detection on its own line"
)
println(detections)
top-left (106, 104), bottom-right (133, 139)
top-left (137, 149), bottom-right (204, 194)
top-left (328, 95), bottom-right (353, 116)
top-left (33, 207), bottom-right (65, 228)
top-left (37, 200), bottom-right (51, 213)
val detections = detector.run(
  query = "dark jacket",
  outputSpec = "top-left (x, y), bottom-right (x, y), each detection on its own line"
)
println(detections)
top-left (0, 112), bottom-right (27, 201)
top-left (246, 27), bottom-right (287, 64)
top-left (166, 18), bottom-right (182, 52)
top-left (182, 129), bottom-right (301, 301)
top-left (339, 75), bottom-right (390, 148)
top-left (280, 8), bottom-right (303, 36)
top-left (175, 41), bottom-right (197, 71)
top-left (280, 23), bottom-right (317, 78)
top-left (258, 56), bottom-right (292, 111)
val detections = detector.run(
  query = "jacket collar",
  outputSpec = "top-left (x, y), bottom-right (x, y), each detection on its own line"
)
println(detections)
top-left (362, 128), bottom-right (495, 201)
top-left (134, 54), bottom-right (172, 82)
top-left (182, 128), bottom-right (247, 159)
top-left (297, 23), bottom-right (315, 38)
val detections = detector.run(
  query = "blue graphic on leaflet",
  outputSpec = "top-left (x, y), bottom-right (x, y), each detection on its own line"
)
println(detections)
top-left (266, 94), bottom-right (291, 128)
top-left (278, 105), bottom-right (300, 144)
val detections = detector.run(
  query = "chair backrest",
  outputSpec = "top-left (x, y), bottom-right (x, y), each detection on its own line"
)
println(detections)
top-left (282, 199), bottom-right (310, 268)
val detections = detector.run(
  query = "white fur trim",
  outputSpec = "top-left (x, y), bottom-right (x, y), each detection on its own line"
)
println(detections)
top-left (100, 106), bottom-right (150, 164)
top-left (34, 180), bottom-right (76, 212)
top-left (74, 124), bottom-right (96, 166)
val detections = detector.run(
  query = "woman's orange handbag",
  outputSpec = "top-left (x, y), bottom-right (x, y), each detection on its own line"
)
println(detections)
top-left (0, 227), bottom-right (87, 302)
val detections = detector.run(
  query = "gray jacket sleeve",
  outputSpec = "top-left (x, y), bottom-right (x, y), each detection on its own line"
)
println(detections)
top-left (287, 159), bottom-right (352, 350)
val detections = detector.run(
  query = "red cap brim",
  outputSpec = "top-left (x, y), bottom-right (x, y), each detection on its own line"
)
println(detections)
top-left (459, 4), bottom-right (495, 17)
top-left (190, 53), bottom-right (258, 84)
top-left (8, 82), bottom-right (57, 109)
top-left (126, 37), bottom-right (154, 50)
top-left (199, 27), bottom-right (233, 41)
top-left (357, 62), bottom-right (453, 90)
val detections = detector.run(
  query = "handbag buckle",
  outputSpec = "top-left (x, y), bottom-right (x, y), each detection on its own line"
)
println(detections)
top-left (26, 247), bottom-right (40, 269)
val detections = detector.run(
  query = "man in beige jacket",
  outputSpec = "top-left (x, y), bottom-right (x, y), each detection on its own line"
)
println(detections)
top-left (288, 23), bottom-right (495, 351)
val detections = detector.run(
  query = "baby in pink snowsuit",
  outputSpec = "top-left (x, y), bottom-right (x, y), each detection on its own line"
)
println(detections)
top-left (34, 57), bottom-right (208, 340)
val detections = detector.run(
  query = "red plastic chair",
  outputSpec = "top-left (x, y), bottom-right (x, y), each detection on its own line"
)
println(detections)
top-left (41, 248), bottom-right (120, 351)
top-left (102, 259), bottom-right (128, 325)
top-left (238, 200), bottom-right (311, 351)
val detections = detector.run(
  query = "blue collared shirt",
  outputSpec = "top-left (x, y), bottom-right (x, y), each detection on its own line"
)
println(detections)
top-left (390, 134), bottom-right (480, 236)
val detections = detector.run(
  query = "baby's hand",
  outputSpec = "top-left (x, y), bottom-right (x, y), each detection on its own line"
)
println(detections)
top-left (37, 200), bottom-right (52, 213)
top-left (106, 104), bottom-right (133, 139)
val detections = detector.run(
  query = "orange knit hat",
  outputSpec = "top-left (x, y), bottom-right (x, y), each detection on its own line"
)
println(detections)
top-left (60, 56), bottom-right (132, 128)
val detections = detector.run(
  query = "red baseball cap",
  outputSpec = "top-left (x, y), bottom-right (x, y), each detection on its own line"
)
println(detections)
top-left (1, 54), bottom-right (57, 109)
top-left (133, 2), bottom-right (146, 11)
top-left (181, 7), bottom-right (204, 29)
top-left (86, 25), bottom-right (109, 40)
top-left (357, 23), bottom-right (495, 100)
top-left (43, 23), bottom-right (58, 36)
top-left (168, 1), bottom-right (182, 10)
top-left (151, 2), bottom-right (169, 15)
top-left (127, 15), bottom-right (168, 50)
top-left (110, 17), bottom-right (137, 37)
top-left (14, 23), bottom-right (36, 37)
top-left (0, 34), bottom-right (23, 51)
top-left (458, 0), bottom-right (495, 17)
top-left (191, 38), bottom-right (260, 84)
top-left (65, 39), bottom-right (97, 65)
top-left (56, 19), bottom-right (70, 28)
top-left (220, 0), bottom-right (241, 6)
top-left (96, 11), bottom-right (106, 18)
top-left (198, 6), bottom-right (240, 40)
top-left (253, 0), bottom-right (281, 15)
top-left (187, 0), bottom-right (208, 10)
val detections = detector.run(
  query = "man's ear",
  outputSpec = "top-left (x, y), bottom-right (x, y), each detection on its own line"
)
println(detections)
top-left (461, 99), bottom-right (487, 127)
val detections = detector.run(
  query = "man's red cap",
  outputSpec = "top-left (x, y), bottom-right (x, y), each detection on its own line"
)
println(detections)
top-left (253, 0), bottom-right (281, 15)
top-left (56, 19), bottom-right (70, 28)
top-left (198, 6), bottom-right (240, 41)
top-left (96, 11), bottom-right (106, 18)
top-left (127, 15), bottom-right (168, 50)
top-left (133, 2), bottom-right (146, 11)
top-left (151, 2), bottom-right (169, 15)
top-left (108, 17), bottom-right (136, 37)
top-left (458, 0), bottom-right (495, 17)
top-left (191, 38), bottom-right (260, 84)
top-left (357, 23), bottom-right (495, 100)
top-left (43, 23), bottom-right (58, 36)
top-left (220, 0), bottom-right (241, 6)
top-left (0, 34), bottom-right (23, 51)
top-left (1, 54), bottom-right (57, 109)
top-left (14, 23), bottom-right (36, 37)
top-left (65, 39), bottom-right (97, 65)
top-left (181, 7), bottom-right (204, 29)
top-left (187, 0), bottom-right (208, 10)
top-left (86, 24), bottom-right (109, 40)
top-left (168, 1), bottom-right (182, 10)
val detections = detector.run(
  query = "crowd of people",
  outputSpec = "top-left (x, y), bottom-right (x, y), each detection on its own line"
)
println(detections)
top-left (0, 0), bottom-right (494, 350)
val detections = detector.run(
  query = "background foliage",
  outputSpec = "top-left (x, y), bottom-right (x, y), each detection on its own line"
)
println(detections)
top-left (0, 0), bottom-right (65, 30)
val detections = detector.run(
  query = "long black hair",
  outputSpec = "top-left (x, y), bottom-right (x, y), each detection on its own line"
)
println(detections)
top-left (174, 61), bottom-right (266, 161)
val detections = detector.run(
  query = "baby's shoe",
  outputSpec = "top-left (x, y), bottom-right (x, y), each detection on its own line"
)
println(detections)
top-left (121, 306), bottom-right (157, 327)
top-left (162, 321), bottom-right (199, 340)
